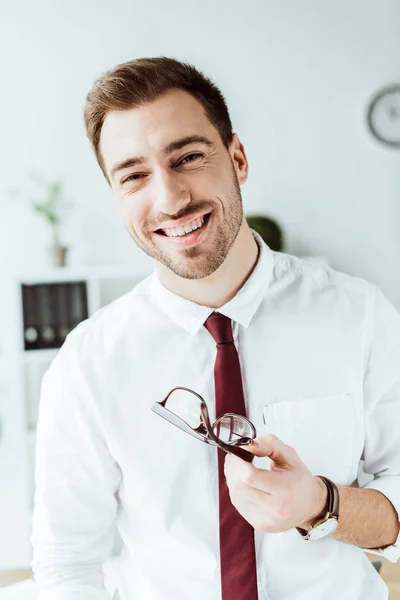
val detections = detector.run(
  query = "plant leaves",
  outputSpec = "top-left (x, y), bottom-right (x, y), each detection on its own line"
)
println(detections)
top-left (10, 173), bottom-right (70, 227)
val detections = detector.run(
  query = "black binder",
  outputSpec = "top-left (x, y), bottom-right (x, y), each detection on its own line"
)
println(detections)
top-left (21, 281), bottom-right (89, 350)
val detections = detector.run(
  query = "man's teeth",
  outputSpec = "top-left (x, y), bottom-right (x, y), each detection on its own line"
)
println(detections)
top-left (163, 216), bottom-right (205, 238)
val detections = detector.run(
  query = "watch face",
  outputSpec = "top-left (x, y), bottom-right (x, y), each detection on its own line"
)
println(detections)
top-left (309, 518), bottom-right (338, 541)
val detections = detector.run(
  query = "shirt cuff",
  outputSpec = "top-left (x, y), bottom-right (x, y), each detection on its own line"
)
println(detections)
top-left (360, 476), bottom-right (400, 563)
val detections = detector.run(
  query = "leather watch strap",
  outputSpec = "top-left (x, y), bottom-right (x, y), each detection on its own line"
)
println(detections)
top-left (318, 476), bottom-right (339, 517)
top-left (296, 475), bottom-right (339, 537)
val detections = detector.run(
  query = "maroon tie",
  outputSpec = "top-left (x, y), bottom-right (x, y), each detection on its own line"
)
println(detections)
top-left (204, 312), bottom-right (259, 599)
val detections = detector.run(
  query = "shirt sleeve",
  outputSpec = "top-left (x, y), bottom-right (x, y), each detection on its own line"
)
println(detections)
top-left (359, 287), bottom-right (400, 562)
top-left (30, 326), bottom-right (122, 598)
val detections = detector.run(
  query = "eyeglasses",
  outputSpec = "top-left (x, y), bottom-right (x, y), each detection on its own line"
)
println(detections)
top-left (151, 386), bottom-right (256, 463)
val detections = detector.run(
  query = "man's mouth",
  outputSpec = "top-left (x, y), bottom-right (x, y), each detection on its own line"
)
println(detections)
top-left (155, 213), bottom-right (211, 238)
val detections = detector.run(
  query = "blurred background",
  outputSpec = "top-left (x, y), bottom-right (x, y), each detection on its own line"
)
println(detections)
top-left (0, 0), bottom-right (399, 594)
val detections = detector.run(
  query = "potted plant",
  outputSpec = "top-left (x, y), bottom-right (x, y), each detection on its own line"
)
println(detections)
top-left (9, 173), bottom-right (72, 267)
top-left (246, 214), bottom-right (284, 252)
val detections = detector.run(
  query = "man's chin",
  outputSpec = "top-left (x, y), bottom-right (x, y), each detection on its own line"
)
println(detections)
top-left (129, 227), bottom-right (230, 279)
top-left (158, 252), bottom-right (227, 280)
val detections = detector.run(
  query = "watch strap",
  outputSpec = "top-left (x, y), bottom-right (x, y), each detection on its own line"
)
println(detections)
top-left (296, 475), bottom-right (339, 538)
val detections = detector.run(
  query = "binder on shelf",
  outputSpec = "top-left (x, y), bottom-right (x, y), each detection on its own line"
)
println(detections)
top-left (55, 283), bottom-right (70, 344)
top-left (36, 284), bottom-right (57, 346)
top-left (68, 282), bottom-right (88, 329)
top-left (22, 285), bottom-right (39, 349)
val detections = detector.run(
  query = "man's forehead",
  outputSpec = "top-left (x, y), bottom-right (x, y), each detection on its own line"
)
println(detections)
top-left (101, 89), bottom-right (211, 143)
top-left (100, 91), bottom-right (218, 171)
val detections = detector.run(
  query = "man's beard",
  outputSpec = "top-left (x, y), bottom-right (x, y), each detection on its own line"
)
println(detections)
top-left (126, 165), bottom-right (243, 280)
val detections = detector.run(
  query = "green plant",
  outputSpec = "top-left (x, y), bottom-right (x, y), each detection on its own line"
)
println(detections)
top-left (9, 172), bottom-right (72, 247)
top-left (246, 214), bottom-right (284, 252)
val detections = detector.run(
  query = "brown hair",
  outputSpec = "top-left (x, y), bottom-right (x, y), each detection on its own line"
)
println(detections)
top-left (83, 56), bottom-right (234, 181)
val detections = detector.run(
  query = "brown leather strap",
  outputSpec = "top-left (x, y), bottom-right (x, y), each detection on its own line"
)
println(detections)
top-left (318, 476), bottom-right (339, 517)
top-left (296, 476), bottom-right (339, 537)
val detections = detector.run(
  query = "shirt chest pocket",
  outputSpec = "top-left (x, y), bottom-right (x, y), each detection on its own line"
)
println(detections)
top-left (262, 393), bottom-right (357, 485)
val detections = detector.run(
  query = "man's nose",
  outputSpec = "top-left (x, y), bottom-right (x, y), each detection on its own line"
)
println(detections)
top-left (153, 169), bottom-right (191, 215)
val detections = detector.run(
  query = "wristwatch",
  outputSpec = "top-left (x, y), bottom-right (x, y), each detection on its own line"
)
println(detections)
top-left (296, 476), bottom-right (340, 541)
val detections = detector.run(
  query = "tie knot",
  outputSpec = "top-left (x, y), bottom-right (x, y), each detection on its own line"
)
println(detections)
top-left (204, 312), bottom-right (234, 345)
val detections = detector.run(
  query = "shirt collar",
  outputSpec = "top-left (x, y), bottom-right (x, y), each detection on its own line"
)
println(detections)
top-left (149, 230), bottom-right (274, 335)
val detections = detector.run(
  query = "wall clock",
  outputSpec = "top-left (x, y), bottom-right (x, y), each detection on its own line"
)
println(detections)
top-left (367, 84), bottom-right (400, 148)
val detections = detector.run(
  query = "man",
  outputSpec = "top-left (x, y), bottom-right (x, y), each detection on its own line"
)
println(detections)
top-left (31, 56), bottom-right (400, 599)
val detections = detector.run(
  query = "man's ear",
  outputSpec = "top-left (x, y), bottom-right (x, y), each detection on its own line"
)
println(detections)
top-left (229, 133), bottom-right (249, 185)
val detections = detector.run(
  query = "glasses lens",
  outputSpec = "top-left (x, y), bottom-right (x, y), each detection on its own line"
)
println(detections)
top-left (165, 388), bottom-right (202, 429)
top-left (213, 414), bottom-right (254, 444)
top-left (160, 389), bottom-right (255, 447)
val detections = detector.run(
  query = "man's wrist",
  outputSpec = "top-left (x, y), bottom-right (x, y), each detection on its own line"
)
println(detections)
top-left (298, 476), bottom-right (328, 531)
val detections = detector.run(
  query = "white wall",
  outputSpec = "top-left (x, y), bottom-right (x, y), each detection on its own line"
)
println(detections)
top-left (0, 0), bottom-right (399, 305)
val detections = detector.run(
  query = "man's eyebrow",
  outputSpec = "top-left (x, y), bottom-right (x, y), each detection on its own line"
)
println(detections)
top-left (162, 134), bottom-right (214, 155)
top-left (110, 135), bottom-right (215, 181)
top-left (110, 156), bottom-right (145, 180)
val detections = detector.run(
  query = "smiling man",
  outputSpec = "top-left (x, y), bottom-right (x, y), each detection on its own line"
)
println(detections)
top-left (31, 57), bottom-right (400, 600)
top-left (98, 84), bottom-right (254, 305)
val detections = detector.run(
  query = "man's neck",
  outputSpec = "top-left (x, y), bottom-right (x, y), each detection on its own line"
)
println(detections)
top-left (156, 223), bottom-right (260, 308)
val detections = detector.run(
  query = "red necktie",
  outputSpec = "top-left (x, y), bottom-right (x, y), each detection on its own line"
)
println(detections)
top-left (204, 312), bottom-right (259, 599)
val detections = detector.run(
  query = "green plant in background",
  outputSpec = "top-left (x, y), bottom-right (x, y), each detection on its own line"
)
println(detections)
top-left (9, 172), bottom-right (72, 248)
top-left (246, 214), bottom-right (284, 252)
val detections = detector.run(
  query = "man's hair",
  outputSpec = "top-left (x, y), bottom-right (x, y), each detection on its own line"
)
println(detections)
top-left (83, 56), bottom-right (234, 180)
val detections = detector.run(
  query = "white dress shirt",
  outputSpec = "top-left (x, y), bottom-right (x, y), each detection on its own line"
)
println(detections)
top-left (31, 232), bottom-right (400, 600)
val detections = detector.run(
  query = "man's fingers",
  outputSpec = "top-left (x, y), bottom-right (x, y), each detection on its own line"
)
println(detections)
top-left (241, 433), bottom-right (299, 467)
top-left (225, 453), bottom-right (282, 493)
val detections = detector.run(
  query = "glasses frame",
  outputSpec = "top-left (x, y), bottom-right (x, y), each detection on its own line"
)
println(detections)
top-left (151, 386), bottom-right (256, 463)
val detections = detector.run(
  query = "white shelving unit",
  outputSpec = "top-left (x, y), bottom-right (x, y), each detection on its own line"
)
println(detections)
top-left (0, 265), bottom-right (147, 569)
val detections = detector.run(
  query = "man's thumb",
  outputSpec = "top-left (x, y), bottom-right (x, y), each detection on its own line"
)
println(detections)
top-left (241, 433), bottom-right (294, 466)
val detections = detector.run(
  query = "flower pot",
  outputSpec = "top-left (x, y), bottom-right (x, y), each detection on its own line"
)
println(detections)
top-left (48, 245), bottom-right (68, 268)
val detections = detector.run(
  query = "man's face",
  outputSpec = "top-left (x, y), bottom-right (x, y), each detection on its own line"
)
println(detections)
top-left (100, 88), bottom-right (247, 280)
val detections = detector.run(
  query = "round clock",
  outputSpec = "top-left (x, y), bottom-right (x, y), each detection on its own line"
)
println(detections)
top-left (367, 84), bottom-right (400, 147)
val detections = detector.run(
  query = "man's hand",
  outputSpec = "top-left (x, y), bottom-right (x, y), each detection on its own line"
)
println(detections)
top-left (224, 433), bottom-right (327, 533)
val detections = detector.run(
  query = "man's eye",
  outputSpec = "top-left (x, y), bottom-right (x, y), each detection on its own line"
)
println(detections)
top-left (179, 153), bottom-right (202, 165)
top-left (121, 173), bottom-right (145, 184)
